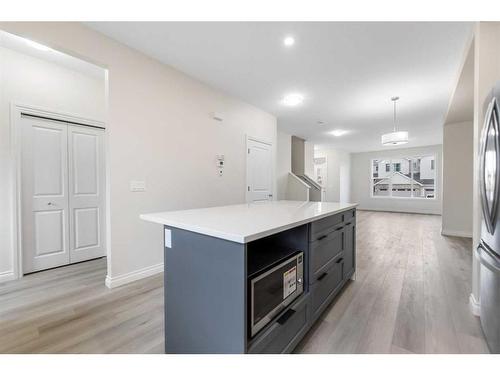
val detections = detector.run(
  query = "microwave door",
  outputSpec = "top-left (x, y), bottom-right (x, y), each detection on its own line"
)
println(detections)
top-left (480, 97), bottom-right (500, 234)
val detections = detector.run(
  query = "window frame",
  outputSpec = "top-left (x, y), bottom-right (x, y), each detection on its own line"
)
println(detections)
top-left (370, 155), bottom-right (437, 200)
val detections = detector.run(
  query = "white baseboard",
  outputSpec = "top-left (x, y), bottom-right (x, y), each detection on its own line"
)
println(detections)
top-left (357, 207), bottom-right (441, 215)
top-left (469, 293), bottom-right (480, 316)
top-left (0, 270), bottom-right (16, 283)
top-left (441, 229), bottom-right (473, 238)
top-left (105, 262), bottom-right (163, 289)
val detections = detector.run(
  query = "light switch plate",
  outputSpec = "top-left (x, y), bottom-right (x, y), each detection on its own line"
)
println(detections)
top-left (130, 180), bottom-right (146, 192)
top-left (164, 228), bottom-right (172, 248)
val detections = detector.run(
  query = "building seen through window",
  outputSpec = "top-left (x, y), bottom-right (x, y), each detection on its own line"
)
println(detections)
top-left (371, 156), bottom-right (436, 199)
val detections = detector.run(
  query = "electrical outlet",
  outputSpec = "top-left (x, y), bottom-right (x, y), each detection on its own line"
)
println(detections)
top-left (130, 180), bottom-right (146, 192)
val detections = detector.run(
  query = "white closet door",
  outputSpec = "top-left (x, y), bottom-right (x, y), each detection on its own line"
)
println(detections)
top-left (68, 125), bottom-right (106, 263)
top-left (21, 115), bottom-right (70, 273)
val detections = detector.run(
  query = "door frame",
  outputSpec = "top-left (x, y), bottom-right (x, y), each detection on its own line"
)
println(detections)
top-left (245, 135), bottom-right (275, 203)
top-left (10, 103), bottom-right (106, 279)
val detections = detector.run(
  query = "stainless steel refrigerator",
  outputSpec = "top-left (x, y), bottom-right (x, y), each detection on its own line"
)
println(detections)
top-left (477, 81), bottom-right (500, 354)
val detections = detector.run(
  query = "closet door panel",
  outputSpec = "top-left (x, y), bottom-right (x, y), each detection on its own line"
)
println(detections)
top-left (21, 115), bottom-right (70, 273)
top-left (68, 125), bottom-right (106, 263)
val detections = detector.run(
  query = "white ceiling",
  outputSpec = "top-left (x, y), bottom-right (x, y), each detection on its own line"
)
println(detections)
top-left (0, 30), bottom-right (105, 80)
top-left (86, 22), bottom-right (472, 152)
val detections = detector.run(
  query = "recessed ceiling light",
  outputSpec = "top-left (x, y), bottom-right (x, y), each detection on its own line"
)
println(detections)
top-left (330, 129), bottom-right (348, 137)
top-left (283, 36), bottom-right (295, 47)
top-left (281, 93), bottom-right (304, 107)
top-left (25, 39), bottom-right (52, 52)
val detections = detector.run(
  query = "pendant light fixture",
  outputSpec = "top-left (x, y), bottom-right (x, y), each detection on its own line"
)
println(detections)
top-left (381, 96), bottom-right (408, 146)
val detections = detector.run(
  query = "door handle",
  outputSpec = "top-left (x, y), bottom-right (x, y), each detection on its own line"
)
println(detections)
top-left (477, 242), bottom-right (500, 273)
top-left (277, 308), bottom-right (296, 325)
top-left (479, 98), bottom-right (500, 234)
top-left (317, 272), bottom-right (328, 281)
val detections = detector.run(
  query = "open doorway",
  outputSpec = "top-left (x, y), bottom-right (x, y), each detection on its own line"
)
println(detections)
top-left (0, 30), bottom-right (108, 280)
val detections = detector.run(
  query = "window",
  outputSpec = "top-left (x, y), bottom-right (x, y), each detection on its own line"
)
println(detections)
top-left (371, 155), bottom-right (436, 199)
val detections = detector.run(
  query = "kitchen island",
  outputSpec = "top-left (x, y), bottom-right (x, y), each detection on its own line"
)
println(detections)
top-left (140, 200), bottom-right (357, 354)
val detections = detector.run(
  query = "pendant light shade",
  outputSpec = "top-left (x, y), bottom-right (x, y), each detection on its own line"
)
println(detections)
top-left (381, 96), bottom-right (408, 146)
top-left (381, 131), bottom-right (409, 146)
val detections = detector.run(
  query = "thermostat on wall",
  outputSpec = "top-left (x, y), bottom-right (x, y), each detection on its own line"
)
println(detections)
top-left (216, 155), bottom-right (225, 176)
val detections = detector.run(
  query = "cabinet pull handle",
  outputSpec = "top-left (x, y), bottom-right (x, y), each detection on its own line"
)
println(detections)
top-left (336, 257), bottom-right (344, 264)
top-left (317, 272), bottom-right (328, 281)
top-left (317, 234), bottom-right (328, 241)
top-left (277, 309), bottom-right (296, 325)
top-left (345, 222), bottom-right (352, 226)
top-left (335, 226), bottom-right (343, 231)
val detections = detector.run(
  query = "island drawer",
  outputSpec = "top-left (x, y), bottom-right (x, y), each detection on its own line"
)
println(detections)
top-left (309, 212), bottom-right (344, 240)
top-left (344, 208), bottom-right (356, 222)
top-left (310, 227), bottom-right (344, 279)
top-left (248, 295), bottom-right (308, 354)
top-left (310, 257), bottom-right (344, 321)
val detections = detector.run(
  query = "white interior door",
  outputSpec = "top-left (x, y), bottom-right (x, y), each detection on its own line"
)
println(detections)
top-left (21, 115), bottom-right (70, 273)
top-left (246, 138), bottom-right (273, 202)
top-left (68, 125), bottom-right (106, 263)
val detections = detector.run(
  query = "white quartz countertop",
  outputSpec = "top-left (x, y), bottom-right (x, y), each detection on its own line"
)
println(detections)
top-left (140, 200), bottom-right (357, 243)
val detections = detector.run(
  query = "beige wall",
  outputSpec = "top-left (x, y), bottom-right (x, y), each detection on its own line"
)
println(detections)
top-left (276, 130), bottom-right (291, 200)
top-left (0, 23), bottom-right (277, 286)
top-left (304, 141), bottom-right (314, 177)
top-left (442, 121), bottom-right (473, 237)
top-left (0, 45), bottom-right (105, 280)
top-left (291, 135), bottom-right (305, 175)
top-left (350, 144), bottom-right (443, 215)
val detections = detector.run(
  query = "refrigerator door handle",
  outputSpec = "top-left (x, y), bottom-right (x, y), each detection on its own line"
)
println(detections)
top-left (479, 97), bottom-right (500, 234)
top-left (477, 242), bottom-right (500, 274)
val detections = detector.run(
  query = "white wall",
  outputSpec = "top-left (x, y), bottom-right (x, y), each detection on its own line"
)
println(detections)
top-left (315, 148), bottom-right (351, 203)
top-left (0, 45), bottom-right (105, 280)
top-left (442, 121), bottom-right (473, 237)
top-left (276, 130), bottom-right (291, 200)
top-left (350, 144), bottom-right (443, 214)
top-left (0, 23), bottom-right (277, 286)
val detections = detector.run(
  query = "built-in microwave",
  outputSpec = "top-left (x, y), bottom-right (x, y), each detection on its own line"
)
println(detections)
top-left (248, 250), bottom-right (304, 337)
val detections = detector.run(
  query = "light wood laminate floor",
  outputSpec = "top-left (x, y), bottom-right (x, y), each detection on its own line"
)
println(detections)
top-left (0, 211), bottom-right (489, 353)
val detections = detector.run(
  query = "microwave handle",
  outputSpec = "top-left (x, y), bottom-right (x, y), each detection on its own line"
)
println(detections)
top-left (277, 308), bottom-right (296, 325)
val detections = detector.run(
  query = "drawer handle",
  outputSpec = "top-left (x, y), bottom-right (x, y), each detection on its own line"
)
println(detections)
top-left (277, 309), bottom-right (296, 325)
top-left (345, 222), bottom-right (352, 226)
top-left (335, 226), bottom-right (344, 231)
top-left (336, 257), bottom-right (344, 264)
top-left (317, 234), bottom-right (328, 241)
top-left (317, 272), bottom-right (328, 281)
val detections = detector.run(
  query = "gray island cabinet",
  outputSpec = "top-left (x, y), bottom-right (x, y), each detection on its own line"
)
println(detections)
top-left (140, 200), bottom-right (357, 354)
